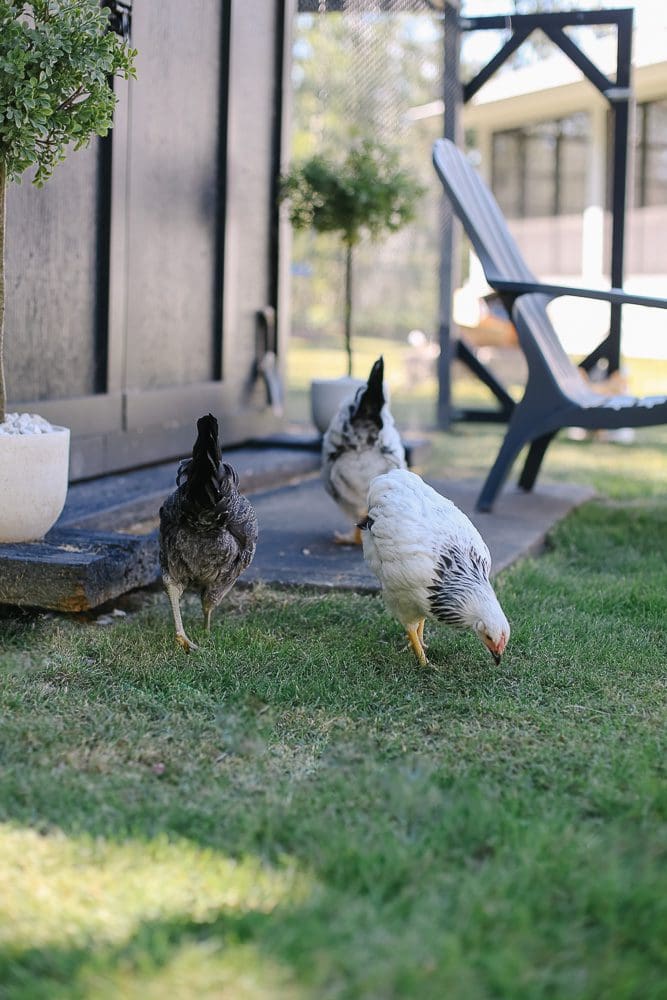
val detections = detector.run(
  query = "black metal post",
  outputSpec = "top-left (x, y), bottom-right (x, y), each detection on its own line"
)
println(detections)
top-left (607, 10), bottom-right (633, 373)
top-left (437, 1), bottom-right (462, 429)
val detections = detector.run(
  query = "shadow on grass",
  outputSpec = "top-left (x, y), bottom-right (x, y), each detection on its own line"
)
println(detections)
top-left (0, 908), bottom-right (306, 999)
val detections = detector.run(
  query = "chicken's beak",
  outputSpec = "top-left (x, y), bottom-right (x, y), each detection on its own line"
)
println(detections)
top-left (485, 633), bottom-right (507, 665)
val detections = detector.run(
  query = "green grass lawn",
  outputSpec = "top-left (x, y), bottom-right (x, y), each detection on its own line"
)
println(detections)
top-left (1, 348), bottom-right (666, 998)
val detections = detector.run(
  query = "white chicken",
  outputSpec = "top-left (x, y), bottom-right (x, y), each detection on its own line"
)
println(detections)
top-left (322, 356), bottom-right (406, 544)
top-left (360, 469), bottom-right (510, 666)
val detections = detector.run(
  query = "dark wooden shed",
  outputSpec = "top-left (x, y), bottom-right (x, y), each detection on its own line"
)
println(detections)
top-left (5, 0), bottom-right (293, 480)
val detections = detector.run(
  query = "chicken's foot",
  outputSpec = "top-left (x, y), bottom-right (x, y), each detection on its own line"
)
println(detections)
top-left (175, 633), bottom-right (198, 653)
top-left (406, 623), bottom-right (428, 666)
top-left (164, 576), bottom-right (198, 653)
top-left (333, 525), bottom-right (363, 546)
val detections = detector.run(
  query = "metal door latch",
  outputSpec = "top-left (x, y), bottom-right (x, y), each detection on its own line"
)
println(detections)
top-left (253, 307), bottom-right (284, 415)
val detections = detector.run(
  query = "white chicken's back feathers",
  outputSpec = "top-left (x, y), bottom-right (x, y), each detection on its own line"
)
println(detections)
top-left (321, 389), bottom-right (406, 523)
top-left (362, 469), bottom-right (508, 648)
top-left (366, 468), bottom-right (490, 564)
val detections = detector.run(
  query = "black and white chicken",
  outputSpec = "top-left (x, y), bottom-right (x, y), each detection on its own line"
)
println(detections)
top-left (321, 356), bottom-right (406, 544)
top-left (360, 469), bottom-right (510, 666)
top-left (159, 414), bottom-right (258, 652)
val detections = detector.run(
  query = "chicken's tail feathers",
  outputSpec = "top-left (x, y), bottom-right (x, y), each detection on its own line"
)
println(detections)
top-left (177, 413), bottom-right (236, 513)
top-left (354, 356), bottom-right (384, 427)
top-left (193, 412), bottom-right (221, 469)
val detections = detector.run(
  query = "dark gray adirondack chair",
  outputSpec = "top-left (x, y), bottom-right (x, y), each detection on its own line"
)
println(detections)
top-left (433, 137), bottom-right (667, 512)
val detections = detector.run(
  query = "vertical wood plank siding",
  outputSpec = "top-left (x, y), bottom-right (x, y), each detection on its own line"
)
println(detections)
top-left (5, 0), bottom-right (287, 479)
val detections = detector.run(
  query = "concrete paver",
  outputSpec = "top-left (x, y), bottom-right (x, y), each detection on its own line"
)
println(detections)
top-left (245, 477), bottom-right (595, 590)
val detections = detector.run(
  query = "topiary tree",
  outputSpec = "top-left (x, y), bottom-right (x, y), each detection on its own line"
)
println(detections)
top-left (0, 0), bottom-right (136, 424)
top-left (281, 140), bottom-right (424, 377)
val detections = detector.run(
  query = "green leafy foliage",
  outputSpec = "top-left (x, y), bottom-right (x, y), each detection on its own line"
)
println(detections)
top-left (281, 139), bottom-right (424, 249)
top-left (0, 0), bottom-right (136, 185)
top-left (281, 140), bottom-right (424, 373)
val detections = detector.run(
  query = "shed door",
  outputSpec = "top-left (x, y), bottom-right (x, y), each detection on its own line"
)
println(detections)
top-left (120, 1), bottom-right (224, 408)
top-left (6, 0), bottom-right (285, 480)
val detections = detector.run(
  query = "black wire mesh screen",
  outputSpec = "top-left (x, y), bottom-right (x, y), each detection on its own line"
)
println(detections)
top-left (288, 0), bottom-right (445, 425)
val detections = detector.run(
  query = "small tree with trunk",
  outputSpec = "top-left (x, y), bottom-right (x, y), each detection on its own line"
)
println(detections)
top-left (281, 140), bottom-right (423, 377)
top-left (0, 0), bottom-right (136, 424)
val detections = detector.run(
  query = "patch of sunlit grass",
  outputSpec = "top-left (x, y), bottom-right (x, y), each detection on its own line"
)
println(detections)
top-left (80, 941), bottom-right (306, 1000)
top-left (0, 825), bottom-right (313, 952)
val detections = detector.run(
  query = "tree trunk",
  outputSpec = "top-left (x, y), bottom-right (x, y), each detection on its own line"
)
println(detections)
top-left (344, 240), bottom-right (353, 377)
top-left (0, 160), bottom-right (6, 425)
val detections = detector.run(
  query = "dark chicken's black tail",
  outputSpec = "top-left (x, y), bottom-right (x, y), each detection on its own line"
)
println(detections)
top-left (353, 356), bottom-right (385, 429)
top-left (176, 414), bottom-right (238, 517)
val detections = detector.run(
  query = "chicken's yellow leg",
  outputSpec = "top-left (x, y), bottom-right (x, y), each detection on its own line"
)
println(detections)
top-left (164, 576), bottom-right (198, 653)
top-left (406, 623), bottom-right (428, 666)
top-left (202, 601), bottom-right (214, 632)
top-left (417, 618), bottom-right (425, 646)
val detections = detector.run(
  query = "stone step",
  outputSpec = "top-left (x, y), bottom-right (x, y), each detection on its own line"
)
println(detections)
top-left (0, 529), bottom-right (158, 613)
top-left (58, 441), bottom-right (323, 531)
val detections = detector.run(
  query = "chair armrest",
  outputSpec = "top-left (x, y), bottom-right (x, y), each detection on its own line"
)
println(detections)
top-left (492, 278), bottom-right (667, 311)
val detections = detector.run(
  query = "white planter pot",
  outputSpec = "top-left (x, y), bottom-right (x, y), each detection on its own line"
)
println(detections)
top-left (0, 423), bottom-right (70, 543)
top-left (310, 376), bottom-right (366, 434)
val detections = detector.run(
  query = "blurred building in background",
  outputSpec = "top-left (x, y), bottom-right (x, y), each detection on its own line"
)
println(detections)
top-left (290, 3), bottom-right (667, 360)
top-left (458, 15), bottom-right (667, 358)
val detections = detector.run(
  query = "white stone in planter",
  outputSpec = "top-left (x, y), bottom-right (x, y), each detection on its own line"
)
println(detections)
top-left (0, 414), bottom-right (70, 542)
top-left (310, 376), bottom-right (366, 434)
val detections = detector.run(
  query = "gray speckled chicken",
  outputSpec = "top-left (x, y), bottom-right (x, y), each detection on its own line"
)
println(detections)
top-left (321, 356), bottom-right (406, 544)
top-left (159, 414), bottom-right (258, 652)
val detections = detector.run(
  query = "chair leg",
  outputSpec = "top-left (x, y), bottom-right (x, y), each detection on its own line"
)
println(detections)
top-left (476, 425), bottom-right (528, 513)
top-left (518, 432), bottom-right (556, 493)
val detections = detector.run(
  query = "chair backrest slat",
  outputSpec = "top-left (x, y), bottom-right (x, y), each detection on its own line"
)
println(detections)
top-left (433, 138), bottom-right (580, 395)
top-left (433, 138), bottom-right (536, 286)
top-left (512, 294), bottom-right (591, 398)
